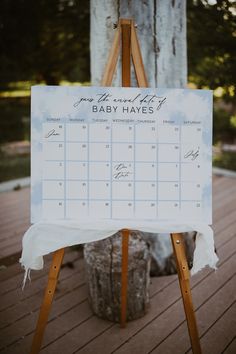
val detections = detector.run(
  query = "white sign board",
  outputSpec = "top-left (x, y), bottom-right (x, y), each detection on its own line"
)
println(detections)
top-left (31, 86), bottom-right (212, 224)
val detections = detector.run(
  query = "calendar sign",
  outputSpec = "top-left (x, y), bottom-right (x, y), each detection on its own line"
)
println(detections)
top-left (31, 86), bottom-right (212, 224)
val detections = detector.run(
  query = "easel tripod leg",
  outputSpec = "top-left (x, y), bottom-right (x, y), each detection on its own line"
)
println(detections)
top-left (30, 248), bottom-right (65, 354)
top-left (171, 233), bottom-right (202, 354)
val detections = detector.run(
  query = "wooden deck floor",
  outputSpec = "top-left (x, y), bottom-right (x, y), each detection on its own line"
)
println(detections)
top-left (0, 175), bottom-right (236, 354)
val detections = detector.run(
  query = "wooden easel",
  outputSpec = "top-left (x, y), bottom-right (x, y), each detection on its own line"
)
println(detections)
top-left (30, 18), bottom-right (201, 354)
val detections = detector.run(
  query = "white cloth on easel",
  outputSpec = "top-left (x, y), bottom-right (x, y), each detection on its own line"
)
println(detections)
top-left (20, 219), bottom-right (218, 287)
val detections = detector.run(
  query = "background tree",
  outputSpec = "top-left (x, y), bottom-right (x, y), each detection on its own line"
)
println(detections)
top-left (187, 0), bottom-right (236, 102)
top-left (0, 0), bottom-right (90, 86)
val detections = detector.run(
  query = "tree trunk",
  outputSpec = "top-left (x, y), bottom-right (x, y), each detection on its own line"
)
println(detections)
top-left (90, 0), bottom-right (187, 87)
top-left (84, 231), bottom-right (151, 322)
top-left (88, 0), bottom-right (190, 321)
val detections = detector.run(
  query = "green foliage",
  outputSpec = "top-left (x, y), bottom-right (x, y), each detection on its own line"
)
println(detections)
top-left (188, 0), bottom-right (236, 100)
top-left (0, 0), bottom-right (90, 85)
top-left (230, 114), bottom-right (236, 128)
top-left (0, 98), bottom-right (30, 143)
top-left (213, 151), bottom-right (236, 171)
top-left (213, 106), bottom-right (236, 144)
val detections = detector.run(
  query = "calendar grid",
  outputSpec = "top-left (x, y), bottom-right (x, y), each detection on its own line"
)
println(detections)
top-left (179, 125), bottom-right (181, 210)
top-left (110, 123), bottom-right (113, 218)
top-left (133, 125), bottom-right (136, 214)
top-left (87, 123), bottom-right (90, 217)
top-left (35, 86), bottom-right (212, 224)
top-left (156, 129), bottom-right (159, 218)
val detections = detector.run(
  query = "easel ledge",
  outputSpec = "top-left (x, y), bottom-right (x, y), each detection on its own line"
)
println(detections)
top-left (30, 18), bottom-right (202, 354)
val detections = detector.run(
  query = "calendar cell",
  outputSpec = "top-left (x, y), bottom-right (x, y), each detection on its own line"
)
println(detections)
top-left (181, 201), bottom-right (202, 219)
top-left (42, 200), bottom-right (64, 220)
top-left (89, 181), bottom-right (110, 199)
top-left (112, 124), bottom-right (134, 142)
top-left (42, 181), bottom-right (64, 199)
top-left (181, 182), bottom-right (202, 200)
top-left (43, 142), bottom-right (64, 160)
top-left (158, 201), bottom-right (180, 219)
top-left (112, 162), bottom-right (133, 181)
top-left (89, 142), bottom-right (111, 161)
top-left (89, 201), bottom-right (110, 218)
top-left (112, 181), bottom-right (134, 200)
top-left (66, 200), bottom-right (88, 219)
top-left (135, 182), bottom-right (156, 200)
top-left (66, 181), bottom-right (87, 199)
top-left (43, 123), bottom-right (64, 141)
top-left (135, 162), bottom-right (156, 181)
top-left (90, 162), bottom-right (111, 180)
top-left (182, 125), bottom-right (202, 143)
top-left (158, 144), bottom-right (179, 162)
top-left (158, 125), bottom-right (180, 143)
top-left (66, 161), bottom-right (87, 180)
top-left (135, 144), bottom-right (156, 162)
top-left (66, 142), bottom-right (88, 161)
top-left (66, 123), bottom-right (87, 141)
top-left (135, 201), bottom-right (157, 219)
top-left (158, 163), bottom-right (179, 181)
top-left (43, 161), bottom-right (64, 180)
top-left (158, 182), bottom-right (179, 200)
top-left (181, 144), bottom-right (201, 163)
top-left (112, 201), bottom-right (134, 219)
top-left (135, 125), bottom-right (157, 143)
top-left (112, 143), bottom-right (134, 161)
top-left (181, 163), bottom-right (202, 181)
top-left (89, 123), bottom-right (111, 142)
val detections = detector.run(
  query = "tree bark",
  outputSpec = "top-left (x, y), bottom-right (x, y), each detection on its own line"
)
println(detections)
top-left (84, 231), bottom-right (151, 322)
top-left (90, 0), bottom-right (187, 87)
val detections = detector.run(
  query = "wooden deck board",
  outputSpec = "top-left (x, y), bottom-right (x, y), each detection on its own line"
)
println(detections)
top-left (223, 337), bottom-right (236, 354)
top-left (0, 175), bottom-right (235, 354)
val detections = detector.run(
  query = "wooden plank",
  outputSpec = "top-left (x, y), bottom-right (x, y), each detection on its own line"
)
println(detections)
top-left (0, 258), bottom-right (83, 330)
top-left (200, 302), bottom-right (236, 354)
top-left (2, 234), bottom-right (236, 352)
top-left (223, 337), bottom-right (236, 354)
top-left (0, 187), bottom-right (29, 204)
top-left (150, 273), bottom-right (236, 353)
top-left (74, 241), bottom-right (236, 354)
top-left (7, 276), bottom-right (174, 354)
top-left (0, 266), bottom-right (86, 351)
top-left (0, 174), bottom-right (235, 354)
top-left (40, 317), bottom-right (114, 354)
top-left (108, 255), bottom-right (236, 354)
top-left (1, 207), bottom-right (235, 345)
top-left (0, 249), bottom-right (82, 295)
top-left (0, 257), bottom-right (85, 313)
top-left (0, 215), bottom-right (30, 235)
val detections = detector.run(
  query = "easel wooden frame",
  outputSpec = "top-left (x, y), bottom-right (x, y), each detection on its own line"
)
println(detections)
top-left (30, 18), bottom-right (202, 354)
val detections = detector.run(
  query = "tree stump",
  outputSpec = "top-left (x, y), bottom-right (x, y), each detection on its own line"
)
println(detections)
top-left (84, 231), bottom-right (151, 322)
